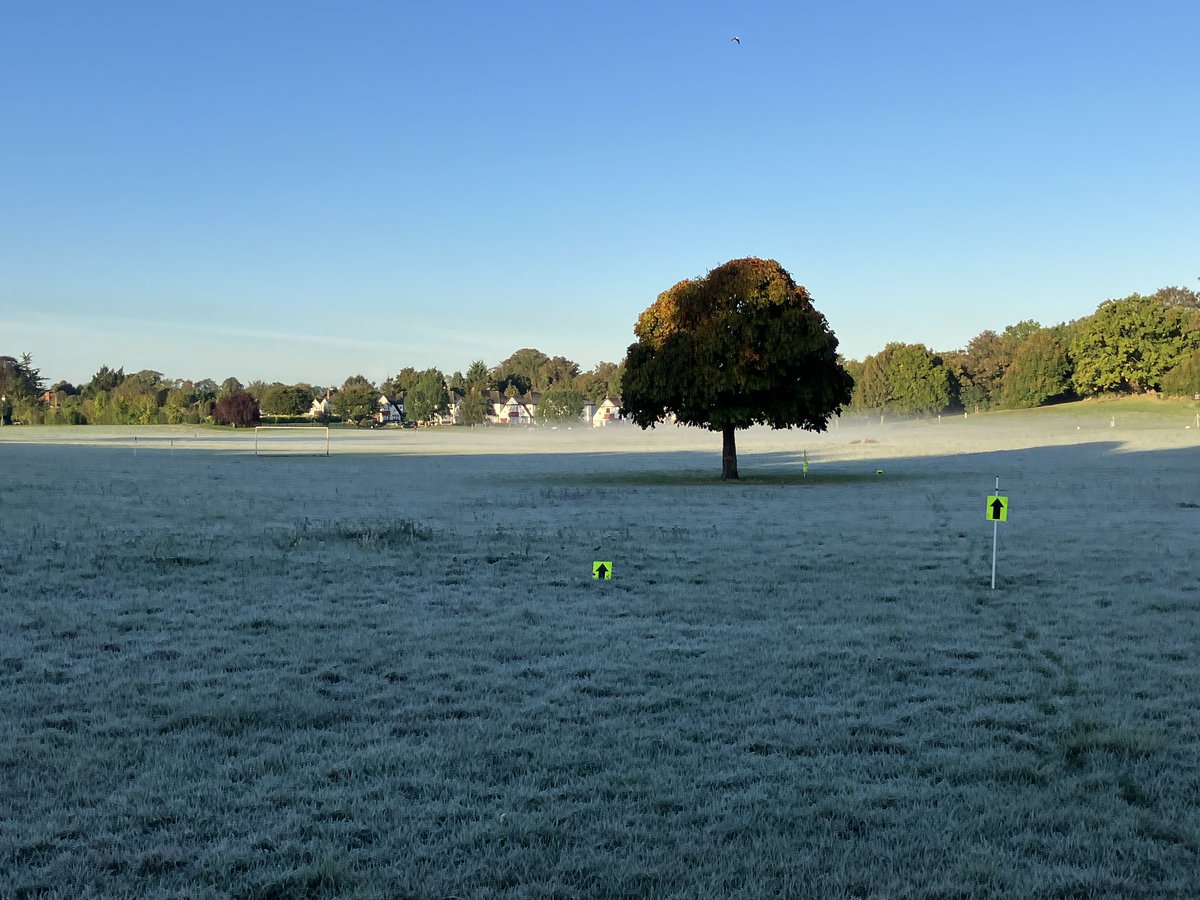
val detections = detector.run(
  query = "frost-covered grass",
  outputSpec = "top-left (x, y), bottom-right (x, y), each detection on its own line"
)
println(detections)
top-left (1, 414), bottom-right (1198, 898)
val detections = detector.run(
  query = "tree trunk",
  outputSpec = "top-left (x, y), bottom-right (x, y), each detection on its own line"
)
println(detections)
top-left (721, 426), bottom-right (739, 481)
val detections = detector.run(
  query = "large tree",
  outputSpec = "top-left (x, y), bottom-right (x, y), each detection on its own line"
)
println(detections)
top-left (405, 368), bottom-right (450, 424)
top-left (1071, 290), bottom-right (1200, 394)
top-left (333, 380), bottom-right (378, 425)
top-left (621, 257), bottom-right (852, 480)
top-left (886, 343), bottom-right (951, 415)
top-left (212, 391), bottom-right (260, 427)
top-left (495, 348), bottom-right (550, 394)
top-left (1001, 327), bottom-right (1073, 408)
top-left (537, 387), bottom-right (586, 423)
top-left (0, 354), bottom-right (43, 399)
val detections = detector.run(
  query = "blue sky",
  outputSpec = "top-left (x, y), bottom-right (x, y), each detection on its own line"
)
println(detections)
top-left (2, 1), bottom-right (1197, 387)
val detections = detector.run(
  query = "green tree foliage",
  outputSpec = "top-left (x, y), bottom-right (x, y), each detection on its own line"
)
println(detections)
top-left (0, 354), bottom-right (45, 399)
top-left (212, 391), bottom-right (260, 427)
top-left (81, 364), bottom-right (126, 400)
top-left (575, 361), bottom-right (622, 404)
top-left (537, 387), bottom-right (586, 423)
top-left (885, 343), bottom-right (951, 415)
top-left (622, 257), bottom-right (852, 480)
top-left (259, 383), bottom-right (314, 416)
top-left (193, 379), bottom-right (219, 404)
top-left (333, 383), bottom-right (378, 425)
top-left (538, 355), bottom-right (580, 389)
top-left (1071, 290), bottom-right (1200, 395)
top-left (1001, 328), bottom-right (1073, 408)
top-left (851, 345), bottom-right (896, 411)
top-left (381, 367), bottom-right (419, 397)
top-left (406, 368), bottom-right (450, 424)
top-left (459, 391), bottom-right (491, 426)
top-left (112, 370), bottom-right (168, 407)
top-left (1161, 348), bottom-right (1200, 396)
top-left (495, 348), bottom-right (549, 394)
top-left (464, 360), bottom-right (491, 393)
top-left (218, 377), bottom-right (244, 398)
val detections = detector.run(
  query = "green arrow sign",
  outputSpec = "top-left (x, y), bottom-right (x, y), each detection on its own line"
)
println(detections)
top-left (986, 495), bottom-right (1008, 522)
top-left (593, 561), bottom-right (612, 580)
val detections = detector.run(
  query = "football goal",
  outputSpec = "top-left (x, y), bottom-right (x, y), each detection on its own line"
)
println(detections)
top-left (254, 425), bottom-right (330, 457)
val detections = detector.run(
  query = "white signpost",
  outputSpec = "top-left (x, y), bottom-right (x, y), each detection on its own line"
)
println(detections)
top-left (985, 476), bottom-right (1009, 590)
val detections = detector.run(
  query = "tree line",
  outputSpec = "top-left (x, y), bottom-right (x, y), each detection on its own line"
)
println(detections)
top-left (4, 285), bottom-right (1198, 428)
top-left (842, 286), bottom-right (1200, 415)
top-left (0, 350), bottom-right (623, 427)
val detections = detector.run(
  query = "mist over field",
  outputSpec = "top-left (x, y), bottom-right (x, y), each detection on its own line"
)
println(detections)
top-left (2, 405), bottom-right (1199, 897)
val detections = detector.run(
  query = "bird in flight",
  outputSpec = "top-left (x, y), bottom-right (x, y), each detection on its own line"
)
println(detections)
top-left (731, 35), bottom-right (740, 44)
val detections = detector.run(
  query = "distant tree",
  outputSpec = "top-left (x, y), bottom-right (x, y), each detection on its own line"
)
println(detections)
top-left (538, 355), bottom-right (580, 389)
top-left (193, 379), bottom-right (219, 404)
top-left (460, 391), bottom-right (491, 426)
top-left (212, 391), bottom-right (260, 427)
top-left (218, 377), bottom-right (244, 398)
top-left (496, 348), bottom-right (549, 393)
top-left (381, 367), bottom-right (419, 397)
top-left (332, 383), bottom-right (378, 425)
top-left (851, 345), bottom-right (896, 411)
top-left (406, 368), bottom-right (450, 424)
top-left (82, 365), bottom-right (125, 399)
top-left (575, 361), bottom-right (622, 404)
top-left (1001, 328), bottom-right (1074, 408)
top-left (959, 330), bottom-right (1010, 409)
top-left (260, 383), bottom-right (313, 417)
top-left (465, 360), bottom-right (491, 393)
top-left (1161, 348), bottom-right (1200, 396)
top-left (537, 387), bottom-right (587, 423)
top-left (1071, 292), bottom-right (1200, 394)
top-left (245, 380), bottom-right (270, 401)
top-left (163, 387), bottom-right (199, 424)
top-left (447, 371), bottom-right (466, 393)
top-left (886, 343), bottom-right (951, 415)
top-left (50, 380), bottom-right (78, 396)
top-left (621, 257), bottom-right (852, 480)
top-left (0, 354), bottom-right (43, 399)
top-left (113, 370), bottom-right (168, 407)
top-left (342, 374), bottom-right (375, 391)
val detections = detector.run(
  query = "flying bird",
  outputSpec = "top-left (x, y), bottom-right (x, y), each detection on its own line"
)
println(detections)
top-left (731, 35), bottom-right (740, 44)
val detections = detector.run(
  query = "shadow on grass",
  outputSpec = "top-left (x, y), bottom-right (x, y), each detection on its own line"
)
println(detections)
top-left (541, 467), bottom-right (916, 487)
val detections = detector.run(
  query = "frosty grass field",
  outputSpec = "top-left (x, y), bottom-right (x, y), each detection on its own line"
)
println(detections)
top-left (2, 401), bottom-right (1199, 898)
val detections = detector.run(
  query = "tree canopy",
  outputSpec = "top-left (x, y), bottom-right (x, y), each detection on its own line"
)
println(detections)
top-left (212, 391), bottom-right (260, 428)
top-left (621, 257), bottom-right (852, 480)
top-left (405, 368), bottom-right (450, 424)
top-left (1071, 290), bottom-right (1200, 394)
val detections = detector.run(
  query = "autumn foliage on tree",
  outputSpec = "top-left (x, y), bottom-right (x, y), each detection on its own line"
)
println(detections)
top-left (621, 258), bottom-right (852, 480)
top-left (212, 391), bottom-right (260, 427)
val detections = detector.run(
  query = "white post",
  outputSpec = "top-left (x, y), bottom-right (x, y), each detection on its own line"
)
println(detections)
top-left (991, 475), bottom-right (999, 590)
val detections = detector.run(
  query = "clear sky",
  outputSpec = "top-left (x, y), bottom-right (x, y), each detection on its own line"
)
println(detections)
top-left (2, 1), bottom-right (1197, 387)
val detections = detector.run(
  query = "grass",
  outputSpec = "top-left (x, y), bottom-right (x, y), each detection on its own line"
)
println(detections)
top-left (1, 421), bottom-right (1199, 897)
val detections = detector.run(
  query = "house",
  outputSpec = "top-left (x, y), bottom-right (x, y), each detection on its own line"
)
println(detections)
top-left (431, 390), bottom-right (464, 426)
top-left (376, 393), bottom-right (404, 425)
top-left (307, 389), bottom-right (336, 419)
top-left (592, 395), bottom-right (622, 427)
top-left (487, 390), bottom-right (541, 425)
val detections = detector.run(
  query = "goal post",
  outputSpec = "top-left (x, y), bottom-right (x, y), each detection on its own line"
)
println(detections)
top-left (254, 425), bottom-right (330, 457)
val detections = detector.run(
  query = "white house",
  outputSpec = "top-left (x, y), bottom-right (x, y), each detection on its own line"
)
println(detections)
top-left (433, 390), bottom-right (464, 426)
top-left (592, 395), bottom-right (622, 427)
top-left (376, 393), bottom-right (404, 425)
top-left (488, 390), bottom-right (540, 425)
top-left (307, 389), bottom-right (336, 419)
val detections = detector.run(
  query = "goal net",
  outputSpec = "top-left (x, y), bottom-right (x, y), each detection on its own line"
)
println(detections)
top-left (254, 426), bottom-right (330, 457)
